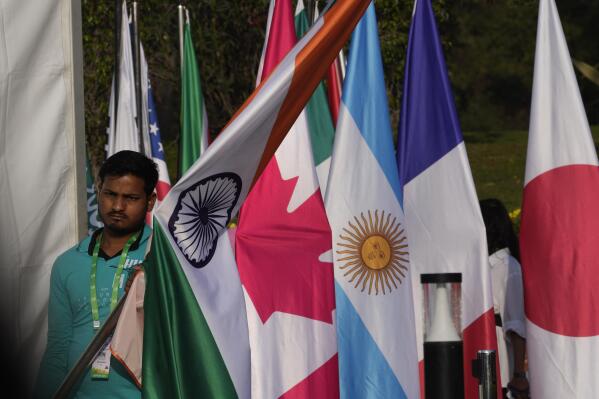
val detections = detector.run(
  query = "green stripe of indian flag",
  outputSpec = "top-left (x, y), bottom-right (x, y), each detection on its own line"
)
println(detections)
top-left (142, 222), bottom-right (246, 398)
top-left (294, 0), bottom-right (335, 196)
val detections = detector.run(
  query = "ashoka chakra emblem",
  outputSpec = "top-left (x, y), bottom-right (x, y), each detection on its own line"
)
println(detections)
top-left (168, 172), bottom-right (242, 268)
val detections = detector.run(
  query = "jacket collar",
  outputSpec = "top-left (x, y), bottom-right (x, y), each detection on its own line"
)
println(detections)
top-left (78, 224), bottom-right (152, 260)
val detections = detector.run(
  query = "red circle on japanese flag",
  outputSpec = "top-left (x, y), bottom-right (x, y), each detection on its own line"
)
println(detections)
top-left (520, 164), bottom-right (599, 337)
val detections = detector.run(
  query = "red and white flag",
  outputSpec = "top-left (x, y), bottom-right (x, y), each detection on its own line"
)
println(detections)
top-left (520, 0), bottom-right (599, 397)
top-left (235, 1), bottom-right (338, 398)
top-left (110, 271), bottom-right (145, 387)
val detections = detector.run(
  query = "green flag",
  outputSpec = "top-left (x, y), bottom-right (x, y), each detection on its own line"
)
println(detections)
top-left (141, 224), bottom-right (239, 398)
top-left (179, 22), bottom-right (209, 177)
top-left (294, 0), bottom-right (336, 195)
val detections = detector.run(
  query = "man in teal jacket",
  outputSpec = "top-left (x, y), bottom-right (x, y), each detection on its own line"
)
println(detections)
top-left (34, 150), bottom-right (157, 398)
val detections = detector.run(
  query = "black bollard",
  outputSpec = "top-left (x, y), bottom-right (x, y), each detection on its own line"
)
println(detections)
top-left (421, 273), bottom-right (464, 399)
top-left (472, 350), bottom-right (497, 399)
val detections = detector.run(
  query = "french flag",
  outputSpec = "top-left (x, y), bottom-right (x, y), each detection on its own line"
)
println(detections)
top-left (396, 1), bottom-right (499, 398)
top-left (520, 0), bottom-right (599, 397)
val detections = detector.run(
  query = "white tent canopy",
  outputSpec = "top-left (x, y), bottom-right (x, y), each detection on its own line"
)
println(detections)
top-left (0, 0), bottom-right (86, 386)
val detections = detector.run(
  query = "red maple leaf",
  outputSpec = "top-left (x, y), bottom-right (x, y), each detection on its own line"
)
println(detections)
top-left (235, 157), bottom-right (335, 324)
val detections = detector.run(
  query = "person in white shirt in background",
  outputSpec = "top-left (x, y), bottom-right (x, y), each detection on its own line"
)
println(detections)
top-left (480, 199), bottom-right (529, 399)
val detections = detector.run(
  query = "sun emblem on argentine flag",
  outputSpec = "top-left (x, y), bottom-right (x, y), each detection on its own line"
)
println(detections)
top-left (168, 173), bottom-right (242, 268)
top-left (337, 210), bottom-right (409, 295)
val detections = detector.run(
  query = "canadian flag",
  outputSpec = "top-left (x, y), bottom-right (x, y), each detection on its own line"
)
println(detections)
top-left (235, 0), bottom-right (338, 398)
top-left (520, 0), bottom-right (599, 397)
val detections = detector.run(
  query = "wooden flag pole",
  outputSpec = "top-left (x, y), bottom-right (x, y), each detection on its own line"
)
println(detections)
top-left (51, 294), bottom-right (128, 399)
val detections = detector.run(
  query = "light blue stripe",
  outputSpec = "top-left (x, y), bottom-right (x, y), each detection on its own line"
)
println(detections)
top-left (335, 282), bottom-right (408, 399)
top-left (342, 4), bottom-right (403, 205)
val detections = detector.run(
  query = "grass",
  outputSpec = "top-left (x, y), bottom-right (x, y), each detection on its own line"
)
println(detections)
top-left (464, 130), bottom-right (528, 213)
top-left (465, 125), bottom-right (599, 214)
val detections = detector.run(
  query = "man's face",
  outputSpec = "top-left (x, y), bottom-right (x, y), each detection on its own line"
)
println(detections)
top-left (98, 174), bottom-right (155, 236)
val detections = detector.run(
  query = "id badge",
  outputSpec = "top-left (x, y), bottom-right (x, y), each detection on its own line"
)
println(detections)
top-left (91, 336), bottom-right (112, 380)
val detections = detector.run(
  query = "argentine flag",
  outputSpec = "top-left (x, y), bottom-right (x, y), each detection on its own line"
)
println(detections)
top-left (325, 4), bottom-right (420, 398)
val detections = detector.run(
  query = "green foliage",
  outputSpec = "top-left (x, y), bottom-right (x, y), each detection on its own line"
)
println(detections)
top-left (81, 1), bottom-right (116, 171)
top-left (444, 0), bottom-right (538, 131)
top-left (81, 0), bottom-right (599, 184)
top-left (377, 0), bottom-right (454, 129)
top-left (82, 0), bottom-right (269, 174)
top-left (445, 0), bottom-right (599, 131)
top-left (559, 1), bottom-right (599, 126)
top-left (464, 129), bottom-right (528, 212)
top-left (82, 1), bottom-right (454, 176)
top-left (376, 0), bottom-right (413, 129)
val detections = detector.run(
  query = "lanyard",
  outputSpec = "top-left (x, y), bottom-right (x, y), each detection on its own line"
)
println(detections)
top-left (90, 231), bottom-right (139, 330)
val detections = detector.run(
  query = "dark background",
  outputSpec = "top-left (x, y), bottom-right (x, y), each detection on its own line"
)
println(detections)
top-left (82, 0), bottom-right (599, 179)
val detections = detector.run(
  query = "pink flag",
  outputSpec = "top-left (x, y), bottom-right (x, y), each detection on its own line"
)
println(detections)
top-left (235, 1), bottom-right (338, 398)
top-left (520, 0), bottom-right (599, 397)
top-left (110, 271), bottom-right (146, 387)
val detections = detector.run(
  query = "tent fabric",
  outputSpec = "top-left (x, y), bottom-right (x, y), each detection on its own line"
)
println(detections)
top-left (0, 0), bottom-right (86, 386)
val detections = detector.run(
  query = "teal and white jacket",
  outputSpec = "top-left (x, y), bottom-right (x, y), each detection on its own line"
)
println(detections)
top-left (34, 225), bottom-right (151, 399)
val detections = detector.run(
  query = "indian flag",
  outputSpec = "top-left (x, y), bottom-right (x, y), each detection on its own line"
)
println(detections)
top-left (139, 1), bottom-right (372, 397)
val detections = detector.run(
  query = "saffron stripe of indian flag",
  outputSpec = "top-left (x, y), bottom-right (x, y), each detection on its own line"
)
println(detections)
top-left (134, 1), bottom-right (373, 398)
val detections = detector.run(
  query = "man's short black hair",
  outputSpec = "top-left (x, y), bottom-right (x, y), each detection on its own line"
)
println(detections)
top-left (480, 198), bottom-right (520, 262)
top-left (98, 150), bottom-right (158, 196)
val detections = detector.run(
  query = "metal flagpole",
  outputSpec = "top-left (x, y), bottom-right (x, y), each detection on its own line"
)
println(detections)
top-left (132, 1), bottom-right (145, 155)
top-left (177, 5), bottom-right (185, 181)
top-left (178, 5), bottom-right (185, 76)
top-left (338, 48), bottom-right (346, 78)
top-left (472, 350), bottom-right (498, 399)
top-left (114, 0), bottom-right (121, 148)
top-left (307, 0), bottom-right (314, 23)
top-left (52, 294), bottom-right (128, 399)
